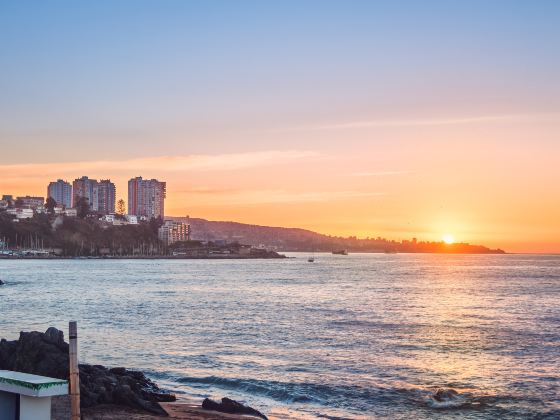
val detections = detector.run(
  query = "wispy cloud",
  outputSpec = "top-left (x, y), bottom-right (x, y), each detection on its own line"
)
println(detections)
top-left (348, 170), bottom-right (412, 177)
top-left (277, 112), bottom-right (560, 132)
top-left (0, 150), bottom-right (320, 181)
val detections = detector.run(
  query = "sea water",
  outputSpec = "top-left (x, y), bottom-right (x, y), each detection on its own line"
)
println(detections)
top-left (0, 253), bottom-right (558, 419)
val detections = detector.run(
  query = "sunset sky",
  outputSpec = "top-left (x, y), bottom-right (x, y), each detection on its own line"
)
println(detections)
top-left (1, 1), bottom-right (559, 253)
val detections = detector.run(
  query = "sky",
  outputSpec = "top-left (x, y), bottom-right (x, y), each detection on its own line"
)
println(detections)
top-left (1, 0), bottom-right (559, 253)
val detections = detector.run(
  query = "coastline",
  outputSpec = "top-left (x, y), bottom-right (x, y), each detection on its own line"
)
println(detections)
top-left (3, 328), bottom-right (274, 420)
top-left (55, 397), bottom-right (276, 420)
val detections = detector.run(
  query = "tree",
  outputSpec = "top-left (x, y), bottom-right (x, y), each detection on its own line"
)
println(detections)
top-left (45, 197), bottom-right (57, 214)
top-left (149, 216), bottom-right (164, 234)
top-left (116, 199), bottom-right (126, 217)
top-left (75, 197), bottom-right (90, 219)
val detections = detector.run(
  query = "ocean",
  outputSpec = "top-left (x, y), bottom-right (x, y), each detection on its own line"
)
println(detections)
top-left (0, 253), bottom-right (558, 419)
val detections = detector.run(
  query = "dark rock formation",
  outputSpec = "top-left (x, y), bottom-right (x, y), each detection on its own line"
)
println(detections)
top-left (0, 328), bottom-right (175, 415)
top-left (202, 397), bottom-right (268, 420)
top-left (432, 388), bottom-right (459, 402)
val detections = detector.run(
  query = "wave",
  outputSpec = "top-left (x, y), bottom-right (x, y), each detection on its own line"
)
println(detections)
top-left (172, 375), bottom-right (506, 414)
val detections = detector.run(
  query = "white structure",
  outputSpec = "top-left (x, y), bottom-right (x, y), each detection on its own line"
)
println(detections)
top-left (100, 214), bottom-right (138, 225)
top-left (7, 208), bottom-right (34, 219)
top-left (0, 370), bottom-right (68, 420)
top-left (101, 214), bottom-right (116, 223)
top-left (64, 208), bottom-right (78, 217)
top-left (125, 214), bottom-right (138, 224)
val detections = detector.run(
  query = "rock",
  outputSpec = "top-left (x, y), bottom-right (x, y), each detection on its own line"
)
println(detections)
top-left (202, 397), bottom-right (268, 420)
top-left (432, 388), bottom-right (459, 402)
top-left (0, 327), bottom-right (176, 415)
top-left (0, 279), bottom-right (4, 285)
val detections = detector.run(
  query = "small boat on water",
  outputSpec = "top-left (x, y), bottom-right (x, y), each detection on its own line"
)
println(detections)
top-left (307, 257), bottom-right (315, 262)
top-left (332, 249), bottom-right (348, 255)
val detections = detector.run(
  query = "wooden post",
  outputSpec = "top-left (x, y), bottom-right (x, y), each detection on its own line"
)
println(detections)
top-left (69, 321), bottom-right (81, 420)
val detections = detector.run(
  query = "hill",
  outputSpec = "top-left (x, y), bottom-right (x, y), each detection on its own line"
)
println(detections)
top-left (168, 217), bottom-right (505, 254)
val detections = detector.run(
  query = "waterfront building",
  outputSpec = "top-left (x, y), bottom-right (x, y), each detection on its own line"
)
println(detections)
top-left (158, 220), bottom-right (190, 245)
top-left (72, 176), bottom-right (97, 208)
top-left (128, 177), bottom-right (166, 219)
top-left (16, 196), bottom-right (44, 209)
top-left (47, 179), bottom-right (72, 208)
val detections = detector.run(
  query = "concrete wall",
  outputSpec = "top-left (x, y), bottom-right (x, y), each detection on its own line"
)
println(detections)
top-left (20, 395), bottom-right (51, 420)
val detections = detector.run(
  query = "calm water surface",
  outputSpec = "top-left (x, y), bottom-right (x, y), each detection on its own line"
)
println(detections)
top-left (1, 254), bottom-right (559, 419)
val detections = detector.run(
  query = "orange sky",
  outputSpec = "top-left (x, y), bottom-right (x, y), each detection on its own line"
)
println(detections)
top-left (1, 114), bottom-right (559, 253)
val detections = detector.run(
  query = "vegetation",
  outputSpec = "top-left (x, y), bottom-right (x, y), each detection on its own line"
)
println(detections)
top-left (116, 199), bottom-right (126, 216)
top-left (0, 211), bottom-right (165, 256)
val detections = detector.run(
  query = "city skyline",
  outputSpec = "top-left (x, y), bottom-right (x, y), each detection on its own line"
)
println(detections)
top-left (1, 1), bottom-right (559, 253)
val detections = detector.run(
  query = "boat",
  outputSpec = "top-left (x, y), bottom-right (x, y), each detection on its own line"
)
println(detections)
top-left (307, 257), bottom-right (315, 262)
top-left (332, 249), bottom-right (348, 255)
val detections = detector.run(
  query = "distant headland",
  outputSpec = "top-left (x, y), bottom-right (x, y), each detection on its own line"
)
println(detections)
top-left (169, 217), bottom-right (506, 255)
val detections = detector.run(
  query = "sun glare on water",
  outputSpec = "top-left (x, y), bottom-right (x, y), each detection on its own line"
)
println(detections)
top-left (443, 234), bottom-right (455, 244)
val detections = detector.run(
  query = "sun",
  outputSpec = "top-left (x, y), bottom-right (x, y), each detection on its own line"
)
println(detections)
top-left (442, 234), bottom-right (455, 244)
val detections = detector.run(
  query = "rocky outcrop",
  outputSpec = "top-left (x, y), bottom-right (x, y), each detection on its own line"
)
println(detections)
top-left (202, 397), bottom-right (268, 420)
top-left (0, 328), bottom-right (175, 415)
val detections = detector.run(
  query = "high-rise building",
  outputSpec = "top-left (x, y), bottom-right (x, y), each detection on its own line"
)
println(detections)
top-left (72, 176), bottom-right (116, 214)
top-left (47, 179), bottom-right (72, 208)
top-left (128, 177), bottom-right (166, 219)
top-left (94, 179), bottom-right (116, 214)
top-left (72, 176), bottom-right (97, 208)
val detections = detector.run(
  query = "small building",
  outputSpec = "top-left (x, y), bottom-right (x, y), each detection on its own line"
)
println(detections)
top-left (64, 208), bottom-right (78, 217)
top-left (125, 214), bottom-right (138, 224)
top-left (7, 208), bottom-right (34, 219)
top-left (16, 196), bottom-right (44, 209)
top-left (101, 214), bottom-right (116, 223)
top-left (0, 370), bottom-right (68, 420)
top-left (158, 220), bottom-right (191, 246)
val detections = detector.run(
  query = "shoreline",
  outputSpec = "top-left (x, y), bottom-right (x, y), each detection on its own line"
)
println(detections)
top-left (0, 250), bottom-right (510, 260)
top-left (0, 255), bottom-right (287, 260)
